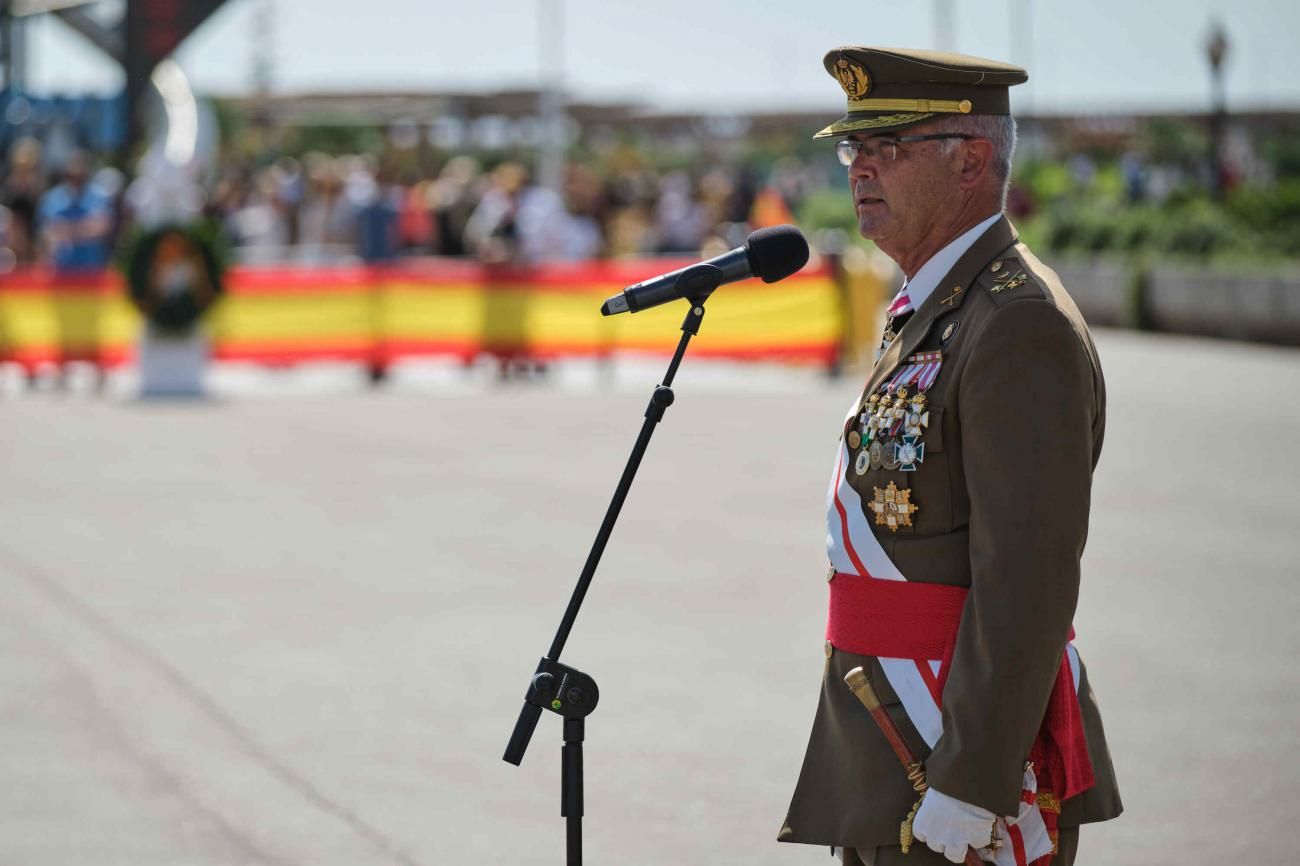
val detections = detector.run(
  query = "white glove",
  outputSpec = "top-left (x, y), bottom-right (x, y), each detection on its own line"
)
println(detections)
top-left (911, 786), bottom-right (996, 863)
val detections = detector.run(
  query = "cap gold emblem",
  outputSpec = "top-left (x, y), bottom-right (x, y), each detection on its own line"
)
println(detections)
top-left (835, 58), bottom-right (872, 99)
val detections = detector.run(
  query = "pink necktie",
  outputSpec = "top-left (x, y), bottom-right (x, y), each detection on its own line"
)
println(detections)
top-left (886, 288), bottom-right (913, 318)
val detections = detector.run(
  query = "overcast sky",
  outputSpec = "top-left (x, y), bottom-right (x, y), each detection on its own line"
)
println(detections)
top-left (24, 0), bottom-right (1300, 114)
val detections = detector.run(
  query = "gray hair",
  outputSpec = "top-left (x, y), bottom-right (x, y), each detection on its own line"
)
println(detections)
top-left (936, 114), bottom-right (1018, 207)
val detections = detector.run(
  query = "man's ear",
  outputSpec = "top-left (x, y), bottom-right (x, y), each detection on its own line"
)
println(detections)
top-left (957, 139), bottom-right (994, 191)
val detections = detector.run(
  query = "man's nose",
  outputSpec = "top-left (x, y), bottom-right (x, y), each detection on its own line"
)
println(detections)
top-left (849, 158), bottom-right (878, 183)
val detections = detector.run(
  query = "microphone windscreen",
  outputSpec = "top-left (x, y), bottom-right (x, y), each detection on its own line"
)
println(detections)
top-left (745, 225), bottom-right (810, 284)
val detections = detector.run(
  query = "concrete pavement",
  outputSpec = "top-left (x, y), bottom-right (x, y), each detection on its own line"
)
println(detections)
top-left (0, 330), bottom-right (1296, 865)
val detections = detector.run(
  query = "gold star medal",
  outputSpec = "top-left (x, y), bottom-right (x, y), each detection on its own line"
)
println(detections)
top-left (870, 482), bottom-right (918, 532)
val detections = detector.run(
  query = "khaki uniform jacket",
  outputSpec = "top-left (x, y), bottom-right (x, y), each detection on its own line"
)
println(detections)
top-left (780, 217), bottom-right (1123, 849)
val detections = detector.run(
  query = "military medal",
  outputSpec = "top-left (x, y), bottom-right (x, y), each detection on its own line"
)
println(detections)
top-left (887, 392), bottom-right (908, 436)
top-left (870, 481), bottom-right (919, 532)
top-left (854, 448), bottom-right (871, 475)
top-left (877, 315), bottom-right (901, 362)
top-left (861, 394), bottom-right (881, 441)
top-left (881, 437), bottom-right (901, 471)
top-left (847, 429), bottom-right (862, 449)
top-left (868, 438), bottom-right (884, 470)
top-left (878, 409), bottom-right (894, 440)
top-left (870, 398), bottom-right (889, 441)
top-left (904, 393), bottom-right (929, 437)
top-left (896, 435), bottom-right (925, 472)
top-left (864, 352), bottom-right (943, 474)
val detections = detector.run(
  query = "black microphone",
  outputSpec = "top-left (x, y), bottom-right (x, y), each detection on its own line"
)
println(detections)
top-left (600, 225), bottom-right (809, 315)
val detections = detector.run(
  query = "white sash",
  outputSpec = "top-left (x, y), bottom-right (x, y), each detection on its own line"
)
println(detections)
top-left (826, 437), bottom-right (1079, 865)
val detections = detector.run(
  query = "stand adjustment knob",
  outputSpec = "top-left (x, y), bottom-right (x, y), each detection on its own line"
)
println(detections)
top-left (532, 672), bottom-right (556, 695)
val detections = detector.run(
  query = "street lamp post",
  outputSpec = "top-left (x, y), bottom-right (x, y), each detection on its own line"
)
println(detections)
top-left (537, 0), bottom-right (566, 196)
top-left (933, 0), bottom-right (955, 50)
top-left (1205, 20), bottom-right (1229, 199)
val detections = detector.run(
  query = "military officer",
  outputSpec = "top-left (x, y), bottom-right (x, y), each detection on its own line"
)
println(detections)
top-left (779, 48), bottom-right (1122, 865)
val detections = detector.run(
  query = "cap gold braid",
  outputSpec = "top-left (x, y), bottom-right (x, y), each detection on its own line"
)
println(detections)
top-left (848, 97), bottom-right (973, 114)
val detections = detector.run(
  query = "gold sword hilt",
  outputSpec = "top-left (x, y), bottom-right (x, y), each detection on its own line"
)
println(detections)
top-left (844, 666), bottom-right (984, 866)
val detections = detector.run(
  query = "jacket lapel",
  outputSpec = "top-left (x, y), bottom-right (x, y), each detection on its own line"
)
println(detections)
top-left (862, 216), bottom-right (1019, 396)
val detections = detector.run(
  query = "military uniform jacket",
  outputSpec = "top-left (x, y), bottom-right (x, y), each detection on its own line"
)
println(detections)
top-left (780, 216), bottom-right (1123, 848)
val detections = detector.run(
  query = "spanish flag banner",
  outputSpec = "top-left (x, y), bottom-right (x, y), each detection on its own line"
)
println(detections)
top-left (0, 258), bottom-right (842, 371)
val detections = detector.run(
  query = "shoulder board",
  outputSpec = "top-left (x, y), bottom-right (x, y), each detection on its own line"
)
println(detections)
top-left (976, 255), bottom-right (1047, 305)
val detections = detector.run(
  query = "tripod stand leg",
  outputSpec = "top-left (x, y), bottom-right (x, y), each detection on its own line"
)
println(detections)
top-left (562, 718), bottom-right (584, 865)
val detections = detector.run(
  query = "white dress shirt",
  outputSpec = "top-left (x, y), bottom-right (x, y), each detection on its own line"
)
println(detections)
top-left (891, 211), bottom-right (1003, 312)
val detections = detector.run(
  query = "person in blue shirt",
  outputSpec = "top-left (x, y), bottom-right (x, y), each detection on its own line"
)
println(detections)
top-left (38, 150), bottom-right (113, 271)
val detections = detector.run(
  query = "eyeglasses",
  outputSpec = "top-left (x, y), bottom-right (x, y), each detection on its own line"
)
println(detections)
top-left (835, 134), bottom-right (976, 166)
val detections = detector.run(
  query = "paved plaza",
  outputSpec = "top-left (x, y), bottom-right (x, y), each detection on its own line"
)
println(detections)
top-left (0, 329), bottom-right (1296, 865)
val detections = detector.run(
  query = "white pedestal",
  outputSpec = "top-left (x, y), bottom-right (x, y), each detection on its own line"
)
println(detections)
top-left (137, 326), bottom-right (209, 398)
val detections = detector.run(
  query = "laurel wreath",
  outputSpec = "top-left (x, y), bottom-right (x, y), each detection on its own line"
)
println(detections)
top-left (119, 222), bottom-right (228, 334)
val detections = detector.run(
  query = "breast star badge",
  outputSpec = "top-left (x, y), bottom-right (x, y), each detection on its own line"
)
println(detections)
top-left (870, 481), bottom-right (918, 532)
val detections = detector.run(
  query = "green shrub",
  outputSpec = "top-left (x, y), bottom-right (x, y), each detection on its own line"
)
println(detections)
top-left (797, 188), bottom-right (864, 242)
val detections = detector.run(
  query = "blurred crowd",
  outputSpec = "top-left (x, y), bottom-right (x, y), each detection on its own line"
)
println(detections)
top-left (0, 136), bottom-right (829, 272)
top-left (9, 113), bottom-right (1291, 274)
top-left (0, 140), bottom-right (125, 272)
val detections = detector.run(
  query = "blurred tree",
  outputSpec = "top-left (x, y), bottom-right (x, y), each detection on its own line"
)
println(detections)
top-left (1142, 118), bottom-right (1207, 171)
top-left (280, 122), bottom-right (386, 156)
top-left (796, 188), bottom-right (862, 245)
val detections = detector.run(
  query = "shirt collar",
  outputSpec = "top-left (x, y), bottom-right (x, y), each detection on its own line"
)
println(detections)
top-left (897, 212), bottom-right (1003, 311)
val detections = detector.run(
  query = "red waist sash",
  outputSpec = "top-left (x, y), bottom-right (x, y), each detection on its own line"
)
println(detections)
top-left (828, 571), bottom-right (969, 659)
top-left (827, 571), bottom-right (1095, 802)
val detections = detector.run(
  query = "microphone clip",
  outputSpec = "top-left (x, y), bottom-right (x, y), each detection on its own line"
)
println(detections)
top-left (672, 263), bottom-right (725, 307)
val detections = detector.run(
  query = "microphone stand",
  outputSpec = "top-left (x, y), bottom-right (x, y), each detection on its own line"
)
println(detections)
top-left (503, 282), bottom-right (716, 866)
